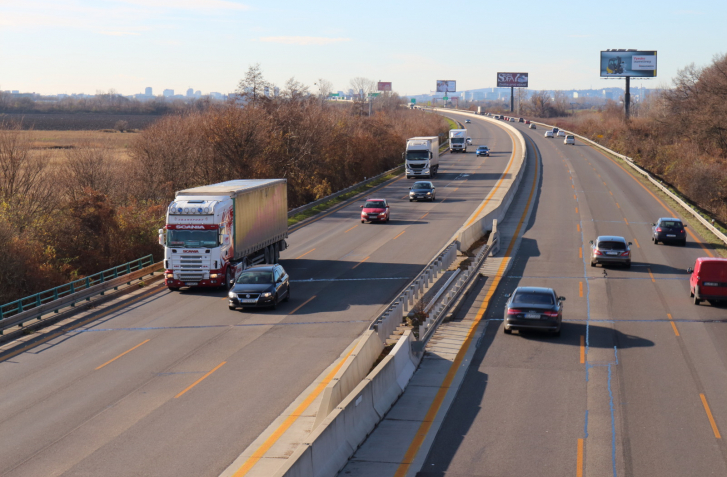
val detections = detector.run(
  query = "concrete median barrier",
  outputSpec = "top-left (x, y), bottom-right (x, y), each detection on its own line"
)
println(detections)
top-left (369, 355), bottom-right (401, 417)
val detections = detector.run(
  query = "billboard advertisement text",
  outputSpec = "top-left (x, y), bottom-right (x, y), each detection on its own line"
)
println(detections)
top-left (600, 51), bottom-right (657, 77)
top-left (377, 82), bottom-right (392, 91)
top-left (497, 72), bottom-right (529, 88)
top-left (436, 80), bottom-right (456, 93)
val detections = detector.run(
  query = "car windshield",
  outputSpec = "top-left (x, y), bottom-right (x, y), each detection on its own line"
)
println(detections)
top-left (406, 150), bottom-right (429, 160)
top-left (598, 241), bottom-right (626, 250)
top-left (412, 183), bottom-right (431, 190)
top-left (364, 201), bottom-right (385, 208)
top-left (167, 229), bottom-right (218, 248)
top-left (477, 146), bottom-right (488, 150)
top-left (236, 270), bottom-right (273, 285)
top-left (567, 135), bottom-right (574, 139)
top-left (661, 221), bottom-right (682, 228)
top-left (513, 292), bottom-right (554, 305)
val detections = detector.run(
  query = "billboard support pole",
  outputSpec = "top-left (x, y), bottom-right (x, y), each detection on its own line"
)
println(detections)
top-left (510, 87), bottom-right (514, 112)
top-left (624, 76), bottom-right (631, 120)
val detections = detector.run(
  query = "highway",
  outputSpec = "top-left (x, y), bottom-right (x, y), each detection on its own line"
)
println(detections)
top-left (420, 119), bottom-right (727, 476)
top-left (0, 114), bottom-right (516, 477)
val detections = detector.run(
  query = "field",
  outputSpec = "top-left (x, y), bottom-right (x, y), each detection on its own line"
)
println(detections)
top-left (22, 129), bottom-right (135, 166)
top-left (0, 113), bottom-right (162, 130)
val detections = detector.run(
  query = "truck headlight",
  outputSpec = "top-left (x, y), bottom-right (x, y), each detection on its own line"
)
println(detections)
top-left (210, 273), bottom-right (220, 278)
top-left (228, 291), bottom-right (237, 299)
top-left (165, 273), bottom-right (174, 279)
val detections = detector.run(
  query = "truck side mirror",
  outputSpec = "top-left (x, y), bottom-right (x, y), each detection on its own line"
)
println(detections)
top-left (401, 152), bottom-right (405, 159)
top-left (158, 229), bottom-right (165, 245)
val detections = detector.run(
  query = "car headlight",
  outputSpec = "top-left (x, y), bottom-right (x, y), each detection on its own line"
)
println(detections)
top-left (426, 192), bottom-right (432, 195)
top-left (379, 212), bottom-right (386, 216)
top-left (261, 292), bottom-right (272, 298)
top-left (228, 291), bottom-right (237, 299)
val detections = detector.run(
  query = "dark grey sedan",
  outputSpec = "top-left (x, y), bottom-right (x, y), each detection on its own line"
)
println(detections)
top-left (652, 218), bottom-right (687, 246)
top-left (503, 287), bottom-right (565, 336)
top-left (590, 236), bottom-right (632, 268)
top-left (409, 181), bottom-right (436, 202)
top-left (228, 264), bottom-right (290, 310)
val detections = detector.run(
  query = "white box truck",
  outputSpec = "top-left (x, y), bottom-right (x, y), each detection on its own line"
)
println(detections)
top-left (449, 129), bottom-right (467, 153)
top-left (160, 179), bottom-right (288, 291)
top-left (477, 106), bottom-right (485, 115)
top-left (404, 136), bottom-right (439, 179)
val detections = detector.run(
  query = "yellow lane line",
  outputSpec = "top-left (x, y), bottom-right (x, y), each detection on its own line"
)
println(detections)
top-left (579, 247), bottom-right (582, 259)
top-left (352, 256), bottom-right (369, 269)
top-left (574, 194), bottom-right (577, 200)
top-left (296, 248), bottom-right (315, 259)
top-left (419, 212), bottom-right (429, 220)
top-left (610, 191), bottom-right (613, 196)
top-left (577, 224), bottom-right (581, 233)
top-left (667, 313), bottom-right (680, 336)
top-left (633, 238), bottom-right (640, 248)
top-left (288, 295), bottom-right (316, 315)
top-left (591, 147), bottom-right (714, 257)
top-left (577, 438), bottom-right (584, 476)
top-left (344, 224), bottom-right (359, 233)
top-left (175, 361), bottom-right (226, 399)
top-left (393, 133), bottom-right (539, 477)
top-left (616, 203), bottom-right (621, 209)
top-left (700, 393), bottom-right (722, 439)
top-left (647, 268), bottom-right (656, 283)
top-left (579, 281), bottom-right (583, 298)
top-left (393, 231), bottom-right (406, 240)
top-left (579, 336), bottom-right (585, 364)
top-left (624, 218), bottom-right (629, 225)
top-left (231, 345), bottom-right (357, 476)
top-left (576, 207), bottom-right (579, 214)
top-left (96, 339), bottom-right (150, 370)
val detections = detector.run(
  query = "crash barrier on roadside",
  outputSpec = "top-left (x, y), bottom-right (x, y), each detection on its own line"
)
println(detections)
top-left (0, 256), bottom-right (162, 335)
top-left (488, 219), bottom-right (500, 257)
top-left (273, 331), bottom-right (420, 477)
top-left (533, 120), bottom-right (727, 247)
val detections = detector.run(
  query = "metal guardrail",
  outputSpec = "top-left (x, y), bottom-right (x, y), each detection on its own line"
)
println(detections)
top-left (0, 255), bottom-right (161, 334)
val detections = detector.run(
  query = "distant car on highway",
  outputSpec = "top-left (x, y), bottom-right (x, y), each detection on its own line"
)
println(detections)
top-left (466, 137), bottom-right (472, 145)
top-left (652, 218), bottom-right (687, 245)
top-left (465, 119), bottom-right (471, 124)
top-left (361, 199), bottom-right (390, 223)
top-left (409, 181), bottom-right (436, 202)
top-left (525, 120), bottom-right (531, 124)
top-left (476, 146), bottom-right (490, 157)
top-left (503, 286), bottom-right (565, 336)
top-left (544, 131), bottom-right (554, 138)
top-left (688, 258), bottom-right (727, 305)
top-left (228, 264), bottom-right (290, 310)
top-left (509, 117), bottom-right (516, 122)
top-left (590, 236), bottom-right (632, 268)
top-left (557, 130), bottom-right (566, 137)
top-left (564, 135), bottom-right (575, 145)
top-left (552, 127), bottom-right (560, 135)
top-left (518, 117), bottom-right (524, 123)
top-left (529, 123), bottom-right (536, 129)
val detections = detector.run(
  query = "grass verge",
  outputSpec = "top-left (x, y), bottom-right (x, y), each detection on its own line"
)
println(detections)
top-left (287, 167), bottom-right (403, 227)
top-left (444, 117), bottom-right (459, 129)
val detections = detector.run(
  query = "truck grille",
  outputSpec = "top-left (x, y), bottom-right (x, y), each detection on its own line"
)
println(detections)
top-left (180, 273), bottom-right (205, 281)
top-left (409, 164), bottom-right (424, 170)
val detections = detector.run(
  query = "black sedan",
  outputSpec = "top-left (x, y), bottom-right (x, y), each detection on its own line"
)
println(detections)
top-left (503, 287), bottom-right (565, 335)
top-left (652, 217), bottom-right (687, 246)
top-left (409, 181), bottom-right (436, 202)
top-left (476, 146), bottom-right (490, 157)
top-left (228, 264), bottom-right (290, 310)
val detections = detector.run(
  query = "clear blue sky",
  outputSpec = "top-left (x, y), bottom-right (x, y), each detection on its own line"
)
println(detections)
top-left (1, 0), bottom-right (725, 96)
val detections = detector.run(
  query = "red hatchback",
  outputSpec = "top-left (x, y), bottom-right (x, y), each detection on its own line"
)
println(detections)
top-left (688, 257), bottom-right (727, 305)
top-left (361, 198), bottom-right (390, 223)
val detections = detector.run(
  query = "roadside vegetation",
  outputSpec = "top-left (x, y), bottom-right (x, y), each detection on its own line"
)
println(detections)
top-left (0, 66), bottom-right (448, 305)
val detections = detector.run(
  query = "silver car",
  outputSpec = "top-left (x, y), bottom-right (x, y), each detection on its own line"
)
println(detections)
top-left (590, 236), bottom-right (632, 268)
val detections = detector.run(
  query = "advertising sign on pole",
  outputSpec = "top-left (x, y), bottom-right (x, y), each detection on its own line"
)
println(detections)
top-left (411, 98), bottom-right (416, 103)
top-left (377, 82), bottom-right (392, 92)
top-left (600, 51), bottom-right (657, 77)
top-left (436, 80), bottom-right (456, 93)
top-left (497, 73), bottom-right (529, 88)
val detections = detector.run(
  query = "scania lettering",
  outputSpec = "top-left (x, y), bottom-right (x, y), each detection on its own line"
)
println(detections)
top-left (160, 179), bottom-right (288, 291)
top-left (449, 129), bottom-right (467, 153)
top-left (404, 136), bottom-right (439, 179)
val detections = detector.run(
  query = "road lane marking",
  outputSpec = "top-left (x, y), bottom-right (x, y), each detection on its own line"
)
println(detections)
top-left (577, 224), bottom-right (581, 232)
top-left (580, 336), bottom-right (585, 364)
top-left (609, 191), bottom-right (613, 196)
top-left (352, 256), bottom-right (369, 269)
top-left (175, 361), bottom-right (226, 399)
top-left (579, 247), bottom-right (583, 259)
top-left (296, 248), bottom-right (315, 259)
top-left (574, 194), bottom-right (577, 200)
top-left (231, 344), bottom-right (357, 476)
top-left (392, 130), bottom-right (539, 477)
top-left (667, 313), bottom-right (680, 336)
top-left (288, 295), bottom-right (316, 315)
top-left (624, 218), bottom-right (629, 225)
top-left (393, 231), bottom-right (406, 240)
top-left (633, 238), bottom-right (640, 248)
top-left (419, 212), bottom-right (429, 220)
top-left (616, 203), bottom-right (620, 208)
top-left (344, 225), bottom-right (358, 233)
top-left (572, 184), bottom-right (575, 189)
top-left (647, 268), bottom-right (656, 283)
top-left (579, 281), bottom-right (583, 297)
top-left (577, 438), bottom-right (584, 476)
top-left (95, 339), bottom-right (150, 370)
top-left (700, 393), bottom-right (722, 438)
top-left (576, 207), bottom-right (579, 214)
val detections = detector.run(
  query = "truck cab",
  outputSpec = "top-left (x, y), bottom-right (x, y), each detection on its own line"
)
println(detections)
top-left (404, 136), bottom-right (439, 179)
top-left (449, 129), bottom-right (467, 153)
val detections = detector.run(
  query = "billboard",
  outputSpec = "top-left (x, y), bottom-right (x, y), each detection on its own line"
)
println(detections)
top-left (497, 72), bottom-right (529, 88)
top-left (600, 51), bottom-right (657, 77)
top-left (436, 80), bottom-right (456, 92)
top-left (377, 82), bottom-right (392, 91)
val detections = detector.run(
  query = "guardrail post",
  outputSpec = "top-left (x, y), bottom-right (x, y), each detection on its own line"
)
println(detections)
top-left (85, 277), bottom-right (92, 301)
top-left (127, 263), bottom-right (132, 285)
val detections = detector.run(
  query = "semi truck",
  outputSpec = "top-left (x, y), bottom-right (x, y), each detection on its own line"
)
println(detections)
top-left (160, 179), bottom-right (288, 291)
top-left (404, 136), bottom-right (439, 179)
top-left (477, 106), bottom-right (485, 115)
top-left (449, 129), bottom-right (467, 153)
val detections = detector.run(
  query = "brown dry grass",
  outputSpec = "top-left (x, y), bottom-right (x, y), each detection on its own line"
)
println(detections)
top-left (19, 130), bottom-right (134, 166)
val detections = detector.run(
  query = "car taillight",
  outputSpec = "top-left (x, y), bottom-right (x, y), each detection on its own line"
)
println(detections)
top-left (507, 309), bottom-right (522, 315)
top-left (621, 251), bottom-right (630, 256)
top-left (680, 229), bottom-right (684, 233)
top-left (656, 227), bottom-right (662, 232)
top-left (544, 311), bottom-right (559, 317)
top-left (594, 250), bottom-right (603, 255)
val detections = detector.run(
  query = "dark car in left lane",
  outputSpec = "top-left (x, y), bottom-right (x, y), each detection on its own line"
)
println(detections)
top-left (503, 286), bottom-right (565, 335)
top-left (652, 217), bottom-right (687, 245)
top-left (409, 181), bottom-right (436, 202)
top-left (228, 264), bottom-right (290, 310)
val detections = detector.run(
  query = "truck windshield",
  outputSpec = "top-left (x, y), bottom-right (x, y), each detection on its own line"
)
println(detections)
top-left (451, 138), bottom-right (464, 144)
top-left (167, 229), bottom-right (218, 248)
top-left (406, 151), bottom-right (429, 160)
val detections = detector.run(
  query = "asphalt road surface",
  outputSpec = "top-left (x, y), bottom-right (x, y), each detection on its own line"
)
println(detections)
top-left (421, 120), bottom-right (727, 476)
top-left (0, 112), bottom-right (515, 477)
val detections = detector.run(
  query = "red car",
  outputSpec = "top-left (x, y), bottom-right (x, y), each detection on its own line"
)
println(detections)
top-left (688, 257), bottom-right (727, 305)
top-left (361, 198), bottom-right (390, 223)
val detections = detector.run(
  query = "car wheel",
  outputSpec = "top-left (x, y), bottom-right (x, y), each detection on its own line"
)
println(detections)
top-left (681, 240), bottom-right (687, 246)
top-left (624, 262), bottom-right (631, 269)
top-left (409, 199), bottom-right (413, 202)
top-left (271, 294), bottom-right (278, 310)
top-left (654, 238), bottom-right (659, 245)
top-left (553, 329), bottom-right (561, 337)
top-left (361, 220), bottom-right (365, 223)
top-left (284, 287), bottom-right (290, 302)
top-left (504, 327), bottom-right (512, 334)
top-left (590, 261), bottom-right (596, 267)
top-left (694, 294), bottom-right (701, 305)
top-left (690, 289), bottom-right (694, 298)
top-left (228, 305), bottom-right (236, 310)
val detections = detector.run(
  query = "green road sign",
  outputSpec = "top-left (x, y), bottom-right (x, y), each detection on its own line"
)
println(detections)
top-left (329, 93), bottom-right (339, 96)
top-left (368, 93), bottom-right (380, 97)
top-left (443, 96), bottom-right (449, 100)
top-left (411, 98), bottom-right (416, 103)
top-left (427, 101), bottom-right (431, 106)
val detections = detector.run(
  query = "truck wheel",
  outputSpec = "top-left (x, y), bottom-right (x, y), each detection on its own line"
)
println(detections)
top-left (273, 242), bottom-right (280, 263)
top-left (169, 287), bottom-right (180, 292)
top-left (226, 268), bottom-right (233, 289)
top-left (264, 246), bottom-right (271, 264)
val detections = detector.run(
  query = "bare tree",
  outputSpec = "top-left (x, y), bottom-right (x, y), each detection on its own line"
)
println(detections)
top-left (315, 78), bottom-right (334, 100)
top-left (62, 142), bottom-right (118, 200)
top-left (235, 63), bottom-right (273, 107)
top-left (349, 77), bottom-right (377, 100)
top-left (281, 77), bottom-right (310, 101)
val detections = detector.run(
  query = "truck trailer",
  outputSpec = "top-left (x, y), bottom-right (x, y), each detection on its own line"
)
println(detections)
top-left (477, 106), bottom-right (485, 115)
top-left (160, 179), bottom-right (288, 291)
top-left (404, 136), bottom-right (439, 179)
top-left (449, 129), bottom-right (468, 153)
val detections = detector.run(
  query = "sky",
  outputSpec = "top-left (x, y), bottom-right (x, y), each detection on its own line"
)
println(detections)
top-left (1, 0), bottom-right (726, 97)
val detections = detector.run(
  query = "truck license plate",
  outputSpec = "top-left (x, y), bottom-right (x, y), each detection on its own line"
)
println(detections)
top-left (185, 282), bottom-right (198, 286)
